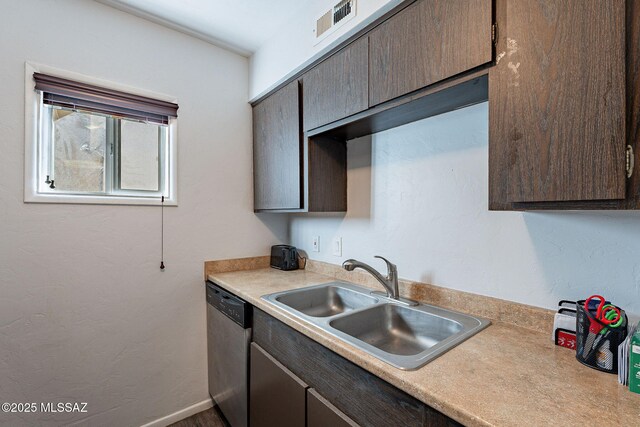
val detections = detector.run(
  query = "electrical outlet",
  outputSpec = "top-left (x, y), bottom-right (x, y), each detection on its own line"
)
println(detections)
top-left (312, 236), bottom-right (320, 252)
top-left (332, 237), bottom-right (342, 257)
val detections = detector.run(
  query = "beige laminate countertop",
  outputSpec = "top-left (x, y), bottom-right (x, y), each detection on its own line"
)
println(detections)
top-left (207, 267), bottom-right (639, 427)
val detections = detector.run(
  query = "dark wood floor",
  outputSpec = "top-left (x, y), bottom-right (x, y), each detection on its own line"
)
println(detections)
top-left (168, 407), bottom-right (229, 427)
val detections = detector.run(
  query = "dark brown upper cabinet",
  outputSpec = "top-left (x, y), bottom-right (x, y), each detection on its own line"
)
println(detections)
top-left (252, 0), bottom-right (639, 213)
top-left (368, 0), bottom-right (493, 107)
top-left (253, 81), bottom-right (302, 211)
top-left (252, 81), bottom-right (347, 212)
top-left (302, 37), bottom-right (368, 131)
top-left (489, 0), bottom-right (628, 209)
top-left (625, 0), bottom-right (640, 209)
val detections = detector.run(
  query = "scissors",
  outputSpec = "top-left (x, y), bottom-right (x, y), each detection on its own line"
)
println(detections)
top-left (600, 304), bottom-right (623, 330)
top-left (584, 295), bottom-right (621, 334)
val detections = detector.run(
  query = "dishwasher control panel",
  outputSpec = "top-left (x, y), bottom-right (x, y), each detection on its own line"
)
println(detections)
top-left (206, 281), bottom-right (251, 328)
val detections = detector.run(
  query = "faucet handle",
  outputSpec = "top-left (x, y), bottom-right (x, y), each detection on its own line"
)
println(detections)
top-left (374, 255), bottom-right (397, 275)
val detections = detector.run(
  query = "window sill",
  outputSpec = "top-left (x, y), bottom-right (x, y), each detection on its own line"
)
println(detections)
top-left (24, 192), bottom-right (177, 206)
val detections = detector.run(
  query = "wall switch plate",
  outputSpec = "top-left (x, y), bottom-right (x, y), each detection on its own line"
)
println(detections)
top-left (312, 236), bottom-right (320, 252)
top-left (332, 237), bottom-right (342, 257)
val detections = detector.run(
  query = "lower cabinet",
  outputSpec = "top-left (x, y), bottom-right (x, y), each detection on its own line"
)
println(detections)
top-left (250, 342), bottom-right (357, 427)
top-left (307, 388), bottom-right (358, 427)
top-left (250, 343), bottom-right (306, 427)
top-left (251, 308), bottom-right (461, 427)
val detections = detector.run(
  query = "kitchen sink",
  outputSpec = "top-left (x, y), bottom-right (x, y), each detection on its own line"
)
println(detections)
top-left (263, 282), bottom-right (490, 370)
top-left (329, 303), bottom-right (463, 356)
top-left (274, 284), bottom-right (378, 317)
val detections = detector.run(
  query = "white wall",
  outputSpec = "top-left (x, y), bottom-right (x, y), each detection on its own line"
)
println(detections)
top-left (0, 1), bottom-right (286, 426)
top-left (288, 103), bottom-right (640, 317)
top-left (249, 0), bottom-right (394, 98)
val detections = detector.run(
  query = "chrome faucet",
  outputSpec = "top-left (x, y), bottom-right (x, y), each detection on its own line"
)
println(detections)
top-left (342, 256), bottom-right (399, 300)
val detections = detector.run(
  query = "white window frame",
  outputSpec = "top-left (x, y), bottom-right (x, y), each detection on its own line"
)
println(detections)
top-left (24, 62), bottom-right (178, 206)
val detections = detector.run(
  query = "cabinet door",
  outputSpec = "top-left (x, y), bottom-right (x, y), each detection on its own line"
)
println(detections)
top-left (250, 343), bottom-right (307, 427)
top-left (489, 0), bottom-right (626, 206)
top-left (303, 37), bottom-right (368, 131)
top-left (368, 0), bottom-right (493, 106)
top-left (307, 388), bottom-right (359, 427)
top-left (253, 81), bottom-right (302, 210)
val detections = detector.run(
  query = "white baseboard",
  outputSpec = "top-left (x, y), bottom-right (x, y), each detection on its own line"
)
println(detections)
top-left (140, 398), bottom-right (214, 427)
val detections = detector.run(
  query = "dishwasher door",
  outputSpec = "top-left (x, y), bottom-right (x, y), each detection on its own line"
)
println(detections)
top-left (207, 285), bottom-right (251, 427)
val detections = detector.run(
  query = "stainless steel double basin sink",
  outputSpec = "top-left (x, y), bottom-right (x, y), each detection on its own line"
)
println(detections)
top-left (262, 282), bottom-right (490, 370)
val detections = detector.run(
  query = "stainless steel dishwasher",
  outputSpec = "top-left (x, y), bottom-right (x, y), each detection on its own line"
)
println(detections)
top-left (206, 281), bottom-right (251, 427)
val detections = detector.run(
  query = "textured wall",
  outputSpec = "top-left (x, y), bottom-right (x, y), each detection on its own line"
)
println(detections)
top-left (0, 1), bottom-right (286, 425)
top-left (289, 103), bottom-right (640, 317)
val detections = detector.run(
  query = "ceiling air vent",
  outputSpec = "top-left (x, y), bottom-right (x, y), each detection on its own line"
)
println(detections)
top-left (314, 0), bottom-right (357, 45)
top-left (333, 0), bottom-right (353, 25)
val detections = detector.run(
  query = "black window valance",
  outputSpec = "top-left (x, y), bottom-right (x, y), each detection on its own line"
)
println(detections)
top-left (34, 72), bottom-right (178, 124)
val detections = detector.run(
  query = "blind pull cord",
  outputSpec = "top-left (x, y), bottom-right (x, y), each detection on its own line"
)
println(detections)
top-left (160, 195), bottom-right (165, 271)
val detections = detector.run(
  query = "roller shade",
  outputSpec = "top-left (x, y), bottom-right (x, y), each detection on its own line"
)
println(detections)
top-left (34, 73), bottom-right (178, 124)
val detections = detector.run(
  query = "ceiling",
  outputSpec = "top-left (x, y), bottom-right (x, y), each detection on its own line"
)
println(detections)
top-left (96, 0), bottom-right (310, 56)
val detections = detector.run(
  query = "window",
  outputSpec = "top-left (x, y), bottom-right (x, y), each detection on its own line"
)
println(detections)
top-left (25, 65), bottom-right (178, 205)
top-left (40, 105), bottom-right (167, 196)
